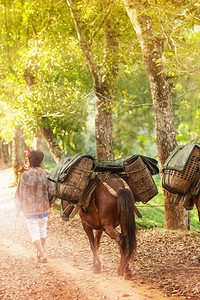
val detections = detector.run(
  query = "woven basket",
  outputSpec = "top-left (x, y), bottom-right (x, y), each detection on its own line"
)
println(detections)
top-left (55, 157), bottom-right (94, 203)
top-left (163, 146), bottom-right (200, 194)
top-left (125, 156), bottom-right (158, 203)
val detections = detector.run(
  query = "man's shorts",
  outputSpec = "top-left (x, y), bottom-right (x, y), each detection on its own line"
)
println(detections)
top-left (25, 216), bottom-right (48, 243)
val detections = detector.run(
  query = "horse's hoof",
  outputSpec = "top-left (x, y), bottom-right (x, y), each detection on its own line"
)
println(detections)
top-left (124, 271), bottom-right (132, 280)
top-left (117, 269), bottom-right (123, 276)
top-left (93, 263), bottom-right (101, 274)
top-left (94, 270), bottom-right (101, 274)
top-left (94, 268), bottom-right (101, 274)
top-left (62, 214), bottom-right (69, 221)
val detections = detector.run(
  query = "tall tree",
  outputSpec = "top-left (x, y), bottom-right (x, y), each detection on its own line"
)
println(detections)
top-left (67, 0), bottom-right (122, 160)
top-left (0, 139), bottom-right (11, 166)
top-left (0, 0), bottom-right (90, 162)
top-left (12, 127), bottom-right (25, 184)
top-left (123, 0), bottom-right (191, 229)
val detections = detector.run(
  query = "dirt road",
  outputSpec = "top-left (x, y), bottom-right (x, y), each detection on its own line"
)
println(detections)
top-left (0, 167), bottom-right (199, 300)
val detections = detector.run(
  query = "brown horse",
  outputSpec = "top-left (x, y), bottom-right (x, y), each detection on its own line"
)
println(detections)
top-left (79, 177), bottom-right (137, 280)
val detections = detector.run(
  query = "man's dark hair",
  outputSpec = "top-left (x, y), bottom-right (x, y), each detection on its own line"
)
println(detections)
top-left (28, 150), bottom-right (44, 167)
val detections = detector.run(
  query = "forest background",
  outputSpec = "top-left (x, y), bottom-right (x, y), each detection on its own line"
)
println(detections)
top-left (0, 0), bottom-right (199, 230)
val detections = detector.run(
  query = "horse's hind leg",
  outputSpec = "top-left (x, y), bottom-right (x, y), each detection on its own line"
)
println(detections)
top-left (124, 264), bottom-right (132, 280)
top-left (117, 247), bottom-right (132, 279)
top-left (81, 221), bottom-right (101, 274)
top-left (102, 225), bottom-right (126, 275)
top-left (103, 225), bottom-right (121, 245)
top-left (117, 247), bottom-right (125, 276)
top-left (103, 225), bottom-right (131, 278)
top-left (95, 229), bottom-right (103, 250)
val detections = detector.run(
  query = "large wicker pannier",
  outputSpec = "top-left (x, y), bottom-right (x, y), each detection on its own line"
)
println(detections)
top-left (162, 145), bottom-right (200, 195)
top-left (55, 157), bottom-right (94, 203)
top-left (124, 156), bottom-right (158, 203)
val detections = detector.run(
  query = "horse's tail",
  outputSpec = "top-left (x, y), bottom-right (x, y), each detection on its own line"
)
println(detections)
top-left (117, 189), bottom-right (137, 259)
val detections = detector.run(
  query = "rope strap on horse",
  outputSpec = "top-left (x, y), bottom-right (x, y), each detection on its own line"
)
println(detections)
top-left (102, 177), bottom-right (142, 218)
top-left (102, 182), bottom-right (117, 197)
top-left (120, 177), bottom-right (131, 191)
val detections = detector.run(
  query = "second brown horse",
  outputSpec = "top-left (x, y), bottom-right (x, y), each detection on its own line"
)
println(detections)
top-left (79, 177), bottom-right (137, 280)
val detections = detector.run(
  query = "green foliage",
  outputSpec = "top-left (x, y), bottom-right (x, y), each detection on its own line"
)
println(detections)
top-left (42, 141), bottom-right (57, 171)
top-left (0, 0), bottom-right (93, 151)
top-left (173, 76), bottom-right (200, 144)
top-left (0, 0), bottom-right (199, 157)
top-left (112, 67), bottom-right (157, 157)
top-left (189, 209), bottom-right (200, 231)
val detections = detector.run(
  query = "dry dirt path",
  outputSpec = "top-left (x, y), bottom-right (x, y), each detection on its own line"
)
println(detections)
top-left (0, 167), bottom-right (199, 300)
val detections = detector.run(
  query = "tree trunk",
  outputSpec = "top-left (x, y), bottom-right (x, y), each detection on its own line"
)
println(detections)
top-left (34, 129), bottom-right (44, 151)
top-left (40, 126), bottom-right (65, 163)
top-left (123, 0), bottom-right (188, 229)
top-left (12, 127), bottom-right (25, 184)
top-left (67, 0), bottom-right (119, 161)
top-left (164, 191), bottom-right (190, 230)
top-left (24, 55), bottom-right (63, 163)
top-left (94, 89), bottom-right (114, 160)
top-left (0, 139), bottom-right (11, 166)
